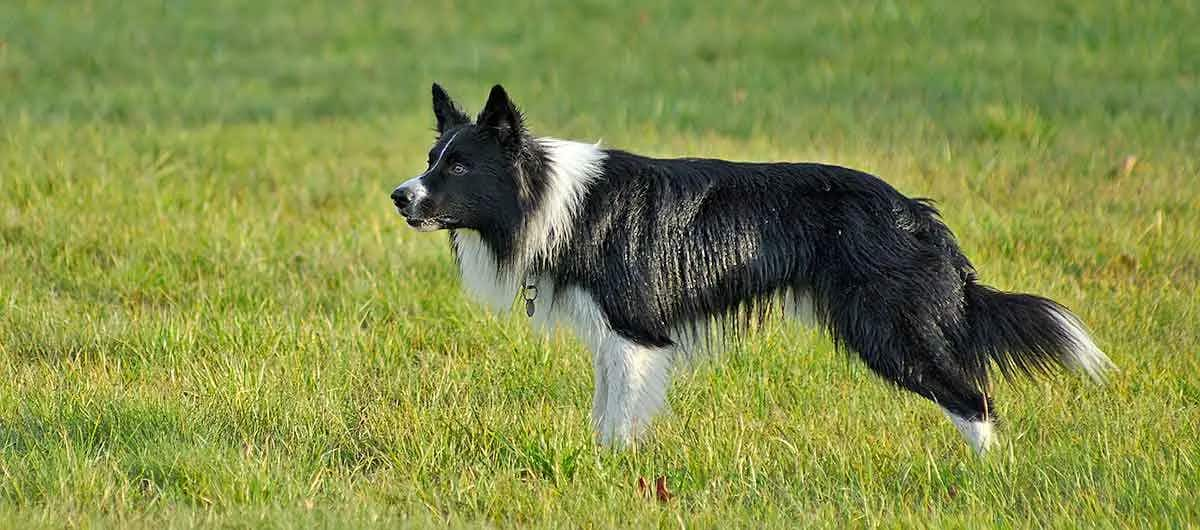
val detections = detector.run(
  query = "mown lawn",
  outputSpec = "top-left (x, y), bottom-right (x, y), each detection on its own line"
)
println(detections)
top-left (1, 1), bottom-right (1198, 527)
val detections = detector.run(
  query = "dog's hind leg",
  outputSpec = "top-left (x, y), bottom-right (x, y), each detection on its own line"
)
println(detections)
top-left (900, 360), bottom-right (998, 454)
top-left (829, 286), bottom-right (998, 454)
top-left (591, 332), bottom-right (674, 447)
top-left (864, 346), bottom-right (997, 454)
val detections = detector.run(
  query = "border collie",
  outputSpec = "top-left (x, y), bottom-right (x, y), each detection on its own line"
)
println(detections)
top-left (390, 83), bottom-right (1113, 454)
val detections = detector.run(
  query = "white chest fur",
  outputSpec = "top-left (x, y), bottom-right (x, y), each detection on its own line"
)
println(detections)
top-left (452, 229), bottom-right (519, 312)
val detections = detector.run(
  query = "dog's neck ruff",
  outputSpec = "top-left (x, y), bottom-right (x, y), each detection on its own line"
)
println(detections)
top-left (521, 138), bottom-right (606, 270)
top-left (453, 138), bottom-right (605, 313)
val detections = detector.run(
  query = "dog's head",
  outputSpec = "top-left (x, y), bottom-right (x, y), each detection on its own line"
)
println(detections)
top-left (391, 83), bottom-right (532, 232)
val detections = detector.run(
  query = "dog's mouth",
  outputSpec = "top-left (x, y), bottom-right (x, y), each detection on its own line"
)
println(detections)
top-left (404, 216), bottom-right (456, 232)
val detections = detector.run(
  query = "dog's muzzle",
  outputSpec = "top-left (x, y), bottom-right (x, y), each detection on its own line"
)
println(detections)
top-left (390, 176), bottom-right (445, 231)
top-left (391, 176), bottom-right (426, 217)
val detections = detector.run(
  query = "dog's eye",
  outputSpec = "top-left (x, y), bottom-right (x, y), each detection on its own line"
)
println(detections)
top-left (449, 163), bottom-right (468, 176)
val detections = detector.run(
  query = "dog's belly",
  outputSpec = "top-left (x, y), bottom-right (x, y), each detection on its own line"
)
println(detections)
top-left (453, 227), bottom-right (818, 353)
top-left (533, 279), bottom-right (818, 358)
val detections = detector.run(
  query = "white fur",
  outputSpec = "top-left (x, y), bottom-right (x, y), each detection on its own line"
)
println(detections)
top-left (522, 139), bottom-right (605, 270)
top-left (530, 283), bottom-right (605, 347)
top-left (943, 408), bottom-right (996, 454)
top-left (393, 176), bottom-right (428, 206)
top-left (531, 285), bottom-right (674, 446)
top-left (427, 129), bottom-right (462, 177)
top-left (451, 138), bottom-right (605, 315)
top-left (1049, 307), bottom-right (1115, 383)
top-left (453, 229), bottom-right (519, 312)
top-left (594, 331), bottom-right (675, 446)
top-left (783, 289), bottom-right (817, 326)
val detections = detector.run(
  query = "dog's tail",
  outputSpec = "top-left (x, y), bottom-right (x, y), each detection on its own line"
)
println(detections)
top-left (958, 282), bottom-right (1115, 383)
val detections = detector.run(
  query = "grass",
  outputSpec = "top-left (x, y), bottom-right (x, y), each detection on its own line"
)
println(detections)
top-left (1, 0), bottom-right (1198, 527)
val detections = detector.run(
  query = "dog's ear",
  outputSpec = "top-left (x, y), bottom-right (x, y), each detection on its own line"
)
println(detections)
top-left (477, 84), bottom-right (526, 147)
top-left (432, 83), bottom-right (470, 133)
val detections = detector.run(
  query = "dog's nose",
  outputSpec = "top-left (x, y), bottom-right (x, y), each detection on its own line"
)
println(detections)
top-left (391, 187), bottom-right (413, 211)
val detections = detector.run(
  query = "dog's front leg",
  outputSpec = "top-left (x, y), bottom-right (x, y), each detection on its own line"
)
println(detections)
top-left (591, 332), bottom-right (674, 447)
top-left (590, 344), bottom-right (610, 435)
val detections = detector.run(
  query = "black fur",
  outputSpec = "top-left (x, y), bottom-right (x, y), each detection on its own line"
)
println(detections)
top-left (551, 152), bottom-right (1006, 420)
top-left (396, 84), bottom-right (1107, 428)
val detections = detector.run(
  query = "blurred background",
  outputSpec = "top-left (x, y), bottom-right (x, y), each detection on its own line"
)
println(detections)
top-left (3, 1), bottom-right (1196, 142)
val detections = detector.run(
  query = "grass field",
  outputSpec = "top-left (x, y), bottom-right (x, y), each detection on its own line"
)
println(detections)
top-left (2, 1), bottom-right (1199, 527)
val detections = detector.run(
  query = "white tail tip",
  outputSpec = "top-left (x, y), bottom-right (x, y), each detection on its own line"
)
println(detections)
top-left (1050, 308), bottom-right (1116, 383)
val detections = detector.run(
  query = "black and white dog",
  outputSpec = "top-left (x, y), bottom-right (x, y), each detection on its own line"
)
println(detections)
top-left (391, 84), bottom-right (1113, 454)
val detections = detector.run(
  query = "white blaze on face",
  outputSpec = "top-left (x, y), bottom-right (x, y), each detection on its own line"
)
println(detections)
top-left (393, 129), bottom-right (463, 216)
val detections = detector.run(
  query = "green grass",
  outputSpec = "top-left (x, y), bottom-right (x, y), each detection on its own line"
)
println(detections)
top-left (2, 0), bottom-right (1199, 527)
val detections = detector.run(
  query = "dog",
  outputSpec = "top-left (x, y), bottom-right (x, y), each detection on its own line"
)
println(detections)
top-left (390, 83), bottom-right (1113, 454)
